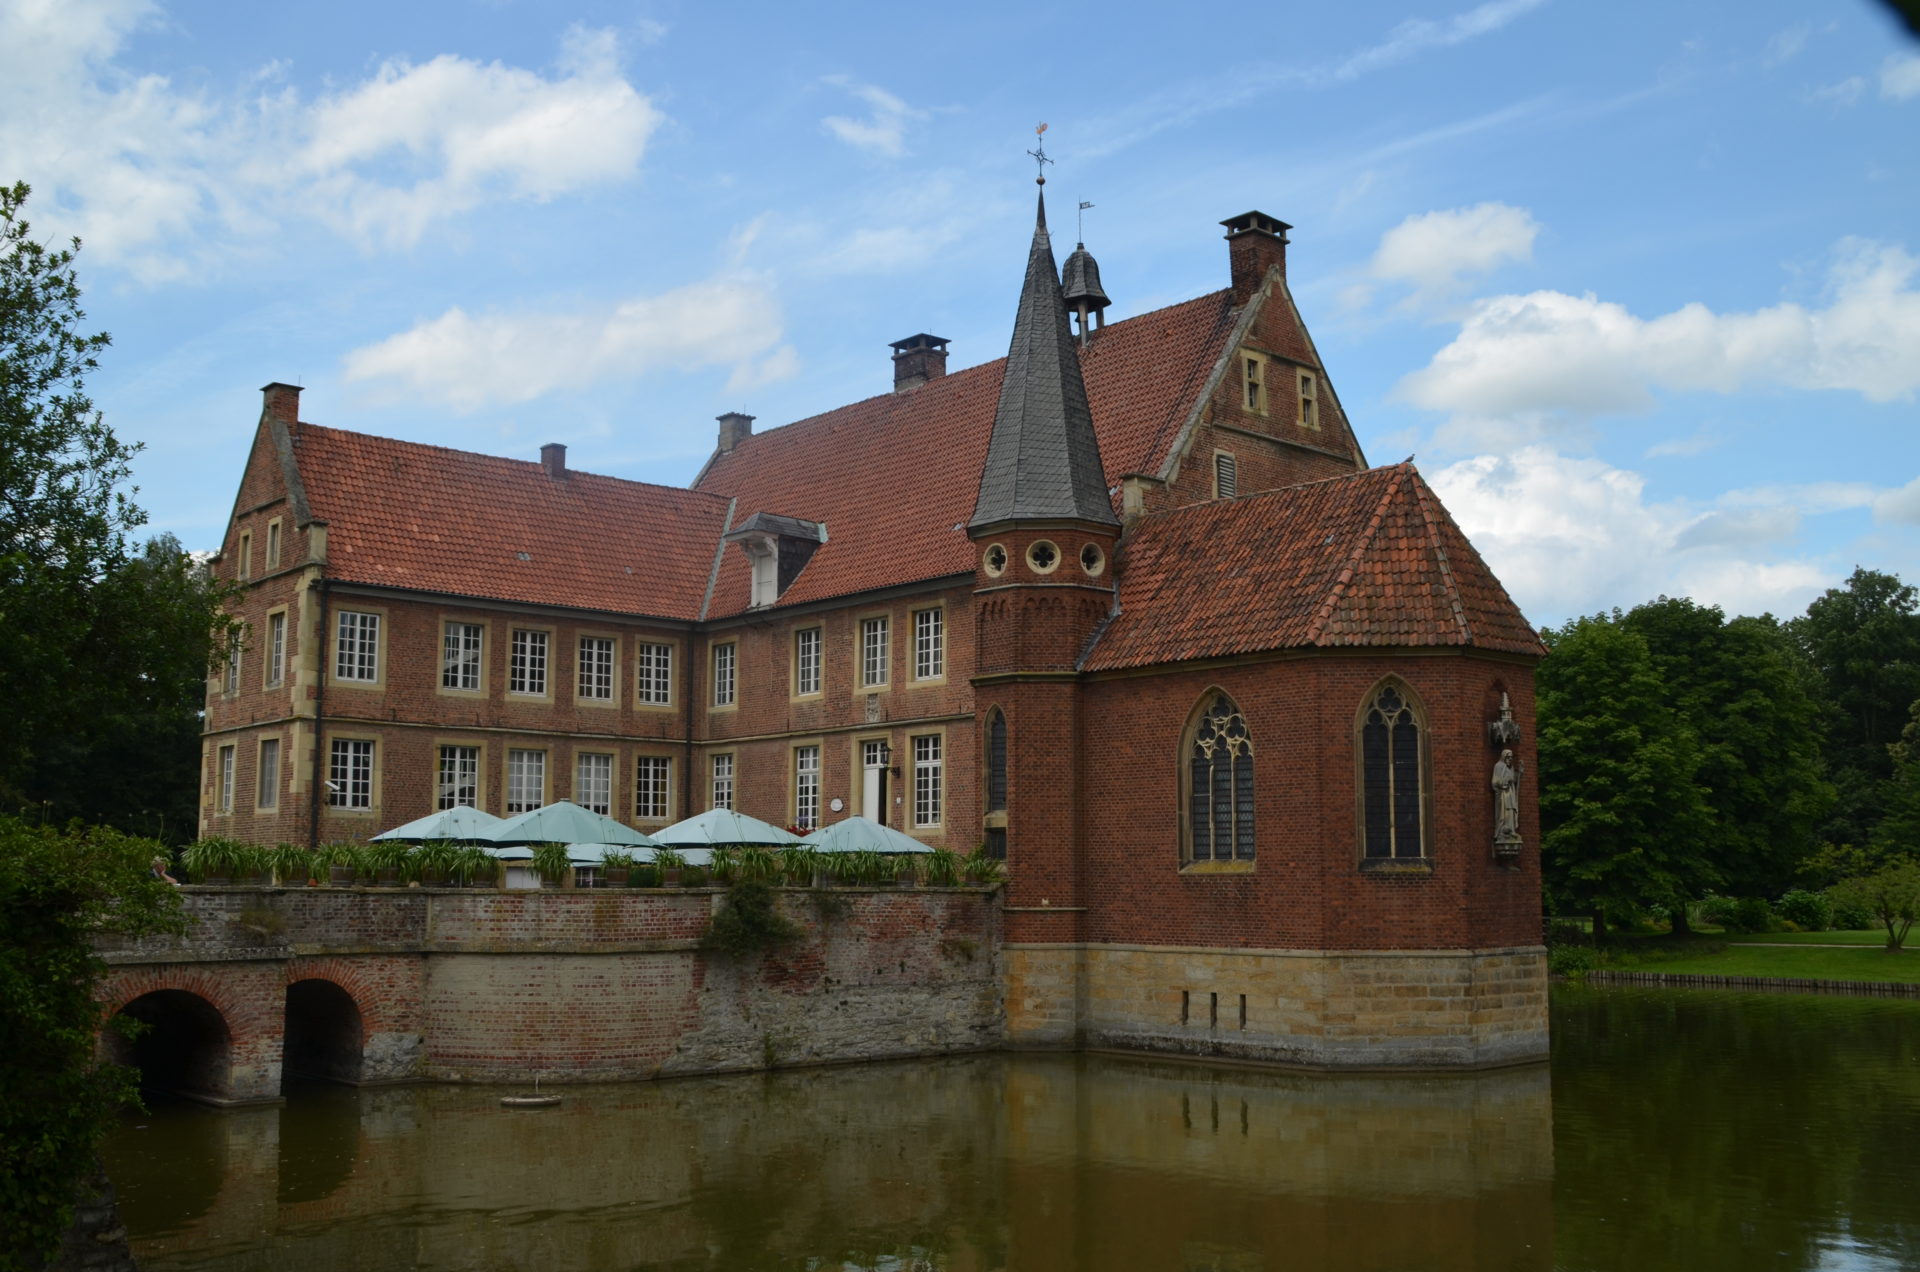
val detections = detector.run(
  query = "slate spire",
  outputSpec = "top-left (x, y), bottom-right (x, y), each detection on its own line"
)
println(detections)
top-left (968, 189), bottom-right (1119, 531)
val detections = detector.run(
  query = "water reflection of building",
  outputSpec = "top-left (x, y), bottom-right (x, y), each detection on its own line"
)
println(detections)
top-left (106, 1054), bottom-right (1551, 1272)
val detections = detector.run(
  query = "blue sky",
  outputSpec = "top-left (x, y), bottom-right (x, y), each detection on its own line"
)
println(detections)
top-left (4, 0), bottom-right (1916, 626)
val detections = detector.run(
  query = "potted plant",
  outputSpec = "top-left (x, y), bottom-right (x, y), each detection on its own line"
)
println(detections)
top-left (365, 839), bottom-right (410, 887)
top-left (962, 847), bottom-right (1006, 885)
top-left (600, 848), bottom-right (637, 887)
top-left (653, 846), bottom-right (686, 887)
top-left (414, 840), bottom-right (456, 886)
top-left (182, 837), bottom-right (246, 886)
top-left (777, 844), bottom-right (817, 887)
top-left (454, 844), bottom-right (498, 889)
top-left (236, 842), bottom-right (274, 886)
top-left (736, 845), bottom-right (778, 884)
top-left (319, 842), bottom-right (361, 887)
top-left (531, 842), bottom-right (571, 888)
top-left (709, 846), bottom-right (739, 886)
top-left (923, 847), bottom-right (961, 888)
top-left (844, 848), bottom-right (884, 888)
top-left (272, 843), bottom-right (315, 887)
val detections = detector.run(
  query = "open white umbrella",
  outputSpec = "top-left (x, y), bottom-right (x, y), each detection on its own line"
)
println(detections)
top-left (483, 801), bottom-right (661, 848)
top-left (371, 806), bottom-right (505, 843)
top-left (800, 815), bottom-right (934, 854)
top-left (565, 842), bottom-right (715, 866)
top-left (652, 808), bottom-right (801, 847)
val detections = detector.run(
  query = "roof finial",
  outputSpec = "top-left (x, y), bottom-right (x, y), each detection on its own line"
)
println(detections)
top-left (1027, 122), bottom-right (1052, 186)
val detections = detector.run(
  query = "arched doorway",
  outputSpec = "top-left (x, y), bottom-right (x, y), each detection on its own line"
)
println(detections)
top-left (282, 979), bottom-right (364, 1087)
top-left (108, 990), bottom-right (233, 1101)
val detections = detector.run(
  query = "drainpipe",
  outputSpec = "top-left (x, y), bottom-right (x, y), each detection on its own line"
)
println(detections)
top-left (307, 576), bottom-right (330, 849)
top-left (679, 626), bottom-right (695, 821)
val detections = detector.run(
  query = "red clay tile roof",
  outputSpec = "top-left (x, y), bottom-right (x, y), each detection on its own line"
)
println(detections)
top-left (1081, 464), bottom-right (1545, 671)
top-left (698, 290), bottom-right (1234, 615)
top-left (294, 424), bottom-right (732, 620)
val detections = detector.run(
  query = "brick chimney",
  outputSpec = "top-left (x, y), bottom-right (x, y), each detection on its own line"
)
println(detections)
top-left (889, 334), bottom-right (950, 393)
top-left (540, 442), bottom-right (567, 480)
top-left (1220, 211), bottom-right (1292, 305)
top-left (261, 382), bottom-right (301, 429)
top-left (717, 412), bottom-right (755, 454)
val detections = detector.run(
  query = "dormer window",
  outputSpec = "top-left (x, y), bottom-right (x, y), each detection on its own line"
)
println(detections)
top-left (745, 538), bottom-right (778, 607)
top-left (1299, 372), bottom-right (1318, 428)
top-left (726, 513), bottom-right (826, 609)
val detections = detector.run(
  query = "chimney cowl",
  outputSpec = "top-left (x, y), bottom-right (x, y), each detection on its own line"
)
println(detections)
top-left (889, 333), bottom-right (951, 393)
top-left (717, 412), bottom-right (755, 454)
top-left (540, 442), bottom-right (567, 479)
top-left (1219, 211), bottom-right (1293, 305)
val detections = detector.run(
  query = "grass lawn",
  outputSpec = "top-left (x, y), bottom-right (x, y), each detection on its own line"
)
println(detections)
top-left (1609, 941), bottom-right (1920, 984)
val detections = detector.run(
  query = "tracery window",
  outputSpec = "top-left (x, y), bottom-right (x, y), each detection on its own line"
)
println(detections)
top-left (1360, 682), bottom-right (1426, 861)
top-left (1185, 694), bottom-right (1254, 863)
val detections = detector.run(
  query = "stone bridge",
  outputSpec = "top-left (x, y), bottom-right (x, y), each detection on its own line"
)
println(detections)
top-left (97, 887), bottom-right (1005, 1104)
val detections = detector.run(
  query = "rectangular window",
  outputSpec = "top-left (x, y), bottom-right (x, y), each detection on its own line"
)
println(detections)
top-left (257, 738), bottom-right (280, 809)
top-left (861, 617), bottom-right (890, 688)
top-left (509, 629), bottom-right (548, 696)
top-left (438, 745), bottom-right (480, 809)
top-left (265, 521), bottom-right (281, 569)
top-left (579, 636), bottom-right (615, 701)
top-left (217, 745), bottom-right (235, 813)
top-left (506, 749), bottom-right (546, 814)
top-left (794, 745), bottom-right (820, 829)
top-left (576, 752), bottom-right (612, 815)
top-left (637, 642), bottom-right (673, 706)
top-left (442, 622), bottom-right (482, 691)
top-left (335, 611), bottom-right (380, 682)
top-left (913, 609), bottom-right (944, 681)
top-left (712, 642), bottom-right (736, 707)
top-left (912, 735), bottom-right (942, 827)
top-left (711, 753), bottom-right (734, 810)
top-left (224, 641), bottom-right (241, 696)
top-left (635, 756), bottom-right (671, 820)
top-left (1245, 356), bottom-right (1265, 412)
top-left (795, 628), bottom-right (822, 696)
top-left (1299, 372), bottom-right (1318, 428)
top-left (328, 739), bottom-right (373, 809)
top-left (236, 531), bottom-right (251, 581)
top-left (266, 612), bottom-right (286, 688)
top-left (1214, 452), bottom-right (1238, 499)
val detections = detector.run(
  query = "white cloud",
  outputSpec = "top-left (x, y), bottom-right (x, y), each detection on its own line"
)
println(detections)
top-left (1875, 476), bottom-right (1920, 525)
top-left (1809, 76), bottom-right (1865, 108)
top-left (1428, 446), bottom-right (1839, 621)
top-left (1398, 237), bottom-right (1920, 443)
top-left (1367, 202), bottom-right (1539, 307)
top-left (1763, 25), bottom-right (1810, 68)
top-left (1644, 431), bottom-right (1717, 459)
top-left (821, 78), bottom-right (923, 157)
top-left (1883, 53), bottom-right (1920, 102)
top-left (1327, 0), bottom-right (1545, 83)
top-left (342, 274), bottom-right (791, 411)
top-left (0, 5), bottom-right (661, 277)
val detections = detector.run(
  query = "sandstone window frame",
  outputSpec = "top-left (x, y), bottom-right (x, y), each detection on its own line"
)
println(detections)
top-left (912, 605), bottom-right (946, 683)
top-left (983, 708), bottom-right (1007, 860)
top-left (710, 750), bottom-right (736, 811)
top-left (222, 634), bottom-right (242, 699)
top-left (635, 638), bottom-right (678, 711)
top-left (1179, 689), bottom-right (1256, 872)
top-left (1355, 676), bottom-right (1432, 871)
top-left (216, 743), bottom-right (236, 815)
top-left (235, 530), bottom-right (252, 581)
top-left (910, 730), bottom-right (944, 832)
top-left (265, 517), bottom-right (283, 570)
top-left (325, 733), bottom-right (379, 813)
top-left (505, 747), bottom-right (549, 814)
top-left (332, 607), bottom-right (387, 691)
top-left (256, 735), bottom-right (281, 812)
top-left (1298, 370), bottom-right (1319, 430)
top-left (711, 641), bottom-right (737, 710)
top-left (575, 750), bottom-right (614, 815)
top-left (437, 742), bottom-right (485, 811)
top-left (439, 618), bottom-right (488, 696)
top-left (1242, 352), bottom-right (1267, 415)
top-left (858, 613), bottom-right (892, 691)
top-left (792, 741), bottom-right (822, 830)
top-left (576, 632), bottom-right (619, 707)
top-left (634, 753), bottom-right (673, 823)
top-left (264, 607), bottom-right (288, 690)
top-left (793, 626), bottom-right (824, 699)
top-left (507, 626), bottom-right (553, 700)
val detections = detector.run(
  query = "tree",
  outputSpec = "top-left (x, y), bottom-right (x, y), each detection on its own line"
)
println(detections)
top-left (1788, 569), bottom-right (1920, 846)
top-left (1828, 860), bottom-right (1920, 951)
top-left (1538, 614), bottom-right (1716, 937)
top-left (0, 182), bottom-right (235, 836)
top-left (0, 817), bottom-right (183, 1270)
top-left (1622, 598), bottom-right (1833, 914)
top-left (1869, 698), bottom-right (1920, 862)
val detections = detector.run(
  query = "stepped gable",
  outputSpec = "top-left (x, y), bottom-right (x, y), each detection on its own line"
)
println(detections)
top-left (1081, 463), bottom-right (1544, 671)
top-left (295, 424), bottom-right (732, 619)
top-left (696, 290), bottom-right (1232, 615)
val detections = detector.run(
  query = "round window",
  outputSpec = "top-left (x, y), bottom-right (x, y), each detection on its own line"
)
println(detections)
top-left (1080, 542), bottom-right (1105, 576)
top-left (983, 543), bottom-right (1008, 577)
top-left (1026, 540), bottom-right (1060, 573)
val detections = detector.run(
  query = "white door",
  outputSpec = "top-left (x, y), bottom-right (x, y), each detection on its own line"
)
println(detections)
top-left (861, 741), bottom-right (885, 820)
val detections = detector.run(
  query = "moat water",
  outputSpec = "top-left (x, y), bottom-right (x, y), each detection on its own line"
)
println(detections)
top-left (101, 986), bottom-right (1920, 1271)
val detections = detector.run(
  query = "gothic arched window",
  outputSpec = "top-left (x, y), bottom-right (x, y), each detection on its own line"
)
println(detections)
top-left (1185, 694), bottom-right (1254, 863)
top-left (986, 711), bottom-right (1007, 813)
top-left (1360, 681), bottom-right (1426, 861)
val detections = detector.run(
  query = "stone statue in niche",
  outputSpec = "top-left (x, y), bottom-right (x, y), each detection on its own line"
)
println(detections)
top-left (1492, 748), bottom-right (1523, 858)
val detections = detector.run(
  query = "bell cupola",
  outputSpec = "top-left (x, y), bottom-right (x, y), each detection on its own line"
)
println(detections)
top-left (1060, 242), bottom-right (1110, 344)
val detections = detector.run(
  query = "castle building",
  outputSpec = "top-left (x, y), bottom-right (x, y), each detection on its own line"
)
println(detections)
top-left (203, 187), bottom-right (1548, 1067)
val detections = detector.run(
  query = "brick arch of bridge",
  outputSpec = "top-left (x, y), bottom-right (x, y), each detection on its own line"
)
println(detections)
top-left (283, 953), bottom-right (426, 1085)
top-left (100, 963), bottom-right (287, 1104)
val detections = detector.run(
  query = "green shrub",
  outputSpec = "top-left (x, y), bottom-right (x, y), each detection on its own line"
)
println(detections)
top-left (700, 879), bottom-right (801, 958)
top-left (1697, 894), bottom-right (1739, 929)
top-left (1548, 944), bottom-right (1601, 976)
top-left (1718, 896), bottom-right (1775, 934)
top-left (1827, 888), bottom-right (1876, 930)
top-left (1775, 889), bottom-right (1832, 932)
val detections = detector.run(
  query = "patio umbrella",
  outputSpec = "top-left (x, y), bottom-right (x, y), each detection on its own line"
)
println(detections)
top-left (483, 800), bottom-right (661, 848)
top-left (652, 808), bottom-right (802, 847)
top-left (371, 805), bottom-right (505, 843)
top-left (563, 843), bottom-right (714, 866)
top-left (490, 846), bottom-right (534, 861)
top-left (800, 815), bottom-right (933, 854)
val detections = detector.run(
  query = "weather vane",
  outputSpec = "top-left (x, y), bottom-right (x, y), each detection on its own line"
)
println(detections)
top-left (1078, 200), bottom-right (1093, 241)
top-left (1027, 122), bottom-right (1052, 185)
